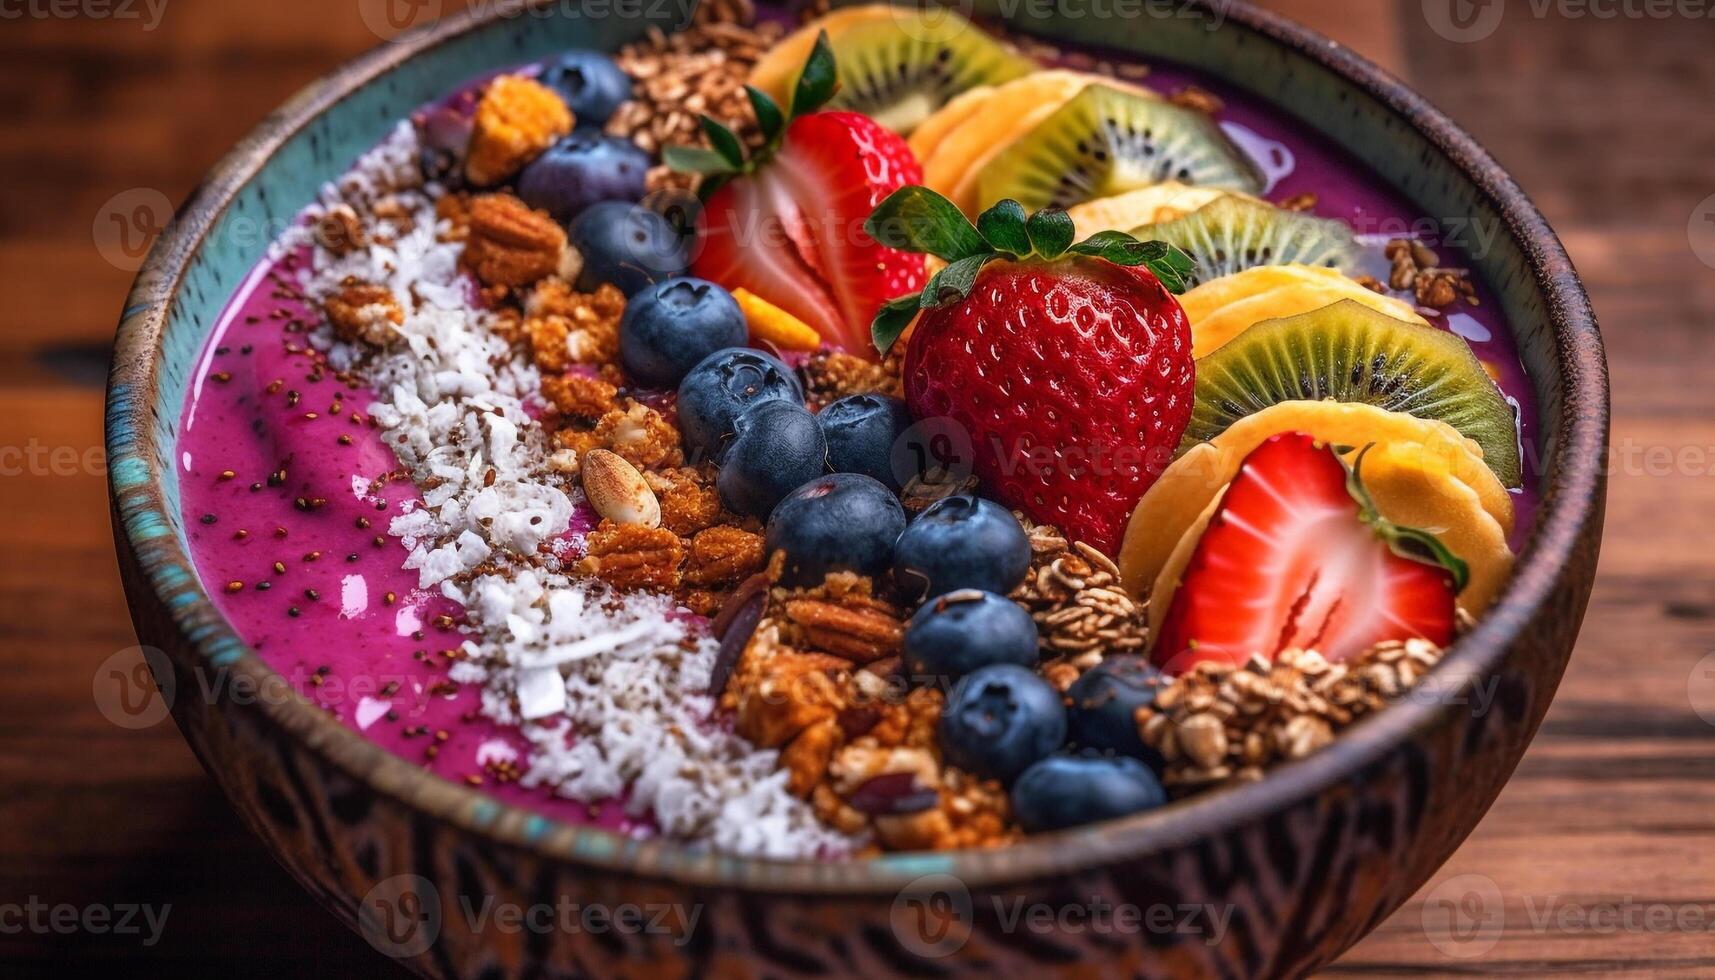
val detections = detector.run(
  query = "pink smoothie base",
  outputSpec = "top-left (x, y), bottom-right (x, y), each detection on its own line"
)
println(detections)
top-left (176, 36), bottom-right (1541, 836)
top-left (178, 256), bottom-right (639, 832)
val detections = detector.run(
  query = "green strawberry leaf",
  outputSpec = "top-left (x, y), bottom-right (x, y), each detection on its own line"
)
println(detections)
top-left (1383, 524), bottom-right (1472, 593)
top-left (976, 200), bottom-right (1031, 258)
top-left (1025, 207), bottom-right (1075, 259)
top-left (662, 145), bottom-right (735, 176)
top-left (699, 116), bottom-right (748, 171)
top-left (865, 186), bottom-right (990, 263)
top-left (1345, 444), bottom-right (1471, 592)
top-left (864, 188), bottom-right (1202, 351)
top-left (790, 30), bottom-right (839, 119)
top-left (745, 85), bottom-right (785, 144)
top-left (1070, 232), bottom-right (1196, 293)
top-left (871, 295), bottom-right (920, 355)
top-left (922, 253), bottom-right (988, 308)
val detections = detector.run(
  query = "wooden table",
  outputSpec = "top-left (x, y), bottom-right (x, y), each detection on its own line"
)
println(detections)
top-left (1, 1), bottom-right (1708, 975)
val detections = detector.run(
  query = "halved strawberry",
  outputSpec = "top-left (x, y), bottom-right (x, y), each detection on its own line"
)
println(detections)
top-left (670, 35), bottom-right (925, 359)
top-left (1152, 433), bottom-right (1464, 672)
top-left (694, 172), bottom-right (847, 344)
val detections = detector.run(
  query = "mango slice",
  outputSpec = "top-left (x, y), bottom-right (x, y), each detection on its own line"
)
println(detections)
top-left (1118, 400), bottom-right (1514, 599)
top-left (733, 288), bottom-right (823, 352)
top-left (1179, 266), bottom-right (1427, 358)
top-left (1065, 183), bottom-right (1238, 239)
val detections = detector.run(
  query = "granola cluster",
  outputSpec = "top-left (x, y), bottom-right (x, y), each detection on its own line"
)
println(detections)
top-left (1386, 238), bottom-right (1480, 309)
top-left (465, 75), bottom-right (574, 186)
top-left (1010, 522), bottom-right (1151, 691)
top-left (323, 279), bottom-right (404, 347)
top-left (606, 7), bottom-right (785, 191)
top-left (724, 571), bottom-right (1017, 851)
top-left (1136, 641), bottom-right (1447, 791)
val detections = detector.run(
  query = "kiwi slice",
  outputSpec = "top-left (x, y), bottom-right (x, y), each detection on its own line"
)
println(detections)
top-left (1185, 300), bottom-right (1523, 487)
top-left (825, 12), bottom-right (1035, 135)
top-left (1134, 195), bottom-right (1359, 287)
top-left (979, 84), bottom-right (1263, 212)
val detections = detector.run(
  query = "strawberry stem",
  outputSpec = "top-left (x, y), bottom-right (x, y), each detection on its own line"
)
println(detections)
top-left (664, 31), bottom-right (841, 188)
top-left (1344, 444), bottom-right (1471, 591)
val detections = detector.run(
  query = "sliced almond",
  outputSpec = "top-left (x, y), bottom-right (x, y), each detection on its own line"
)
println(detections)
top-left (580, 449), bottom-right (661, 528)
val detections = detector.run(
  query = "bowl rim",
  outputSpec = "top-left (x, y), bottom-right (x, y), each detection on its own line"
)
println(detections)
top-left (107, 0), bottom-right (1607, 895)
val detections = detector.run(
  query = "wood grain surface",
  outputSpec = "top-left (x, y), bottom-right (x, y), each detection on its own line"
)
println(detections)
top-left (0, 1), bottom-right (1708, 976)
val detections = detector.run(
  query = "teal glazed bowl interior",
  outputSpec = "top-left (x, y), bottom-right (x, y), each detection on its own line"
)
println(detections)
top-left (106, 1), bottom-right (1608, 976)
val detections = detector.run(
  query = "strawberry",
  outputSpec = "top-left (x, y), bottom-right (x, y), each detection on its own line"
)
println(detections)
top-left (1152, 433), bottom-right (1465, 672)
top-left (865, 188), bottom-right (1197, 553)
top-left (667, 34), bottom-right (924, 360)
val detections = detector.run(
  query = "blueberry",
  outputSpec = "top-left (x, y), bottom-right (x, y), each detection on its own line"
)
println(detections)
top-left (1064, 655), bottom-right (1169, 765)
top-left (818, 394), bottom-right (917, 491)
top-left (893, 494), bottom-right (1031, 601)
top-left (568, 201), bottom-right (689, 297)
top-left (1011, 754), bottom-right (1167, 833)
top-left (675, 348), bottom-right (803, 463)
top-left (766, 473), bottom-right (907, 587)
top-left (904, 590), bottom-right (1039, 685)
top-left (717, 402), bottom-right (828, 519)
top-left (619, 278), bottom-right (747, 388)
top-left (539, 51), bottom-right (632, 127)
top-left (518, 132), bottom-right (648, 225)
top-left (938, 664), bottom-right (1065, 784)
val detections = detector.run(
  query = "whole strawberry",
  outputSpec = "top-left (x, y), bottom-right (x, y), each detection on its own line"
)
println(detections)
top-left (868, 189), bottom-right (1195, 553)
top-left (667, 33), bottom-right (925, 360)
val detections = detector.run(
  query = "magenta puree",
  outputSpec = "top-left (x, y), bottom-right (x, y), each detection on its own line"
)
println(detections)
top-left (177, 40), bottom-right (1540, 829)
top-left (178, 257), bottom-right (637, 831)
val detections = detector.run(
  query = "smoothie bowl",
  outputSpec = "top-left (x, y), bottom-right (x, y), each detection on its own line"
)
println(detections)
top-left (107, 0), bottom-right (1606, 975)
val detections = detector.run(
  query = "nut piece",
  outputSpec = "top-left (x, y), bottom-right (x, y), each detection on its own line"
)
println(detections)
top-left (577, 520), bottom-right (683, 592)
top-left (465, 75), bottom-right (573, 186)
top-left (323, 280), bottom-right (403, 346)
top-left (313, 204), bottom-right (367, 255)
top-left (581, 449), bottom-right (661, 528)
top-left (684, 525), bottom-right (765, 588)
top-left (463, 194), bottom-right (567, 288)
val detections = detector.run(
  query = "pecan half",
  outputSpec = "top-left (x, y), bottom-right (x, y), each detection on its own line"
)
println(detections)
top-left (576, 520), bottom-right (683, 592)
top-left (781, 598), bottom-right (903, 664)
top-left (684, 526), bottom-right (765, 589)
top-left (462, 193), bottom-right (567, 288)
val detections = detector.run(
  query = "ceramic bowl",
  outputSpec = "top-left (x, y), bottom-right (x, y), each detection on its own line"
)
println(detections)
top-left (106, 2), bottom-right (1607, 975)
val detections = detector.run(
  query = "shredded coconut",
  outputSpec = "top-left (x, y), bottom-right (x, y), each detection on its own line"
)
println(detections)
top-left (287, 123), bottom-right (852, 858)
